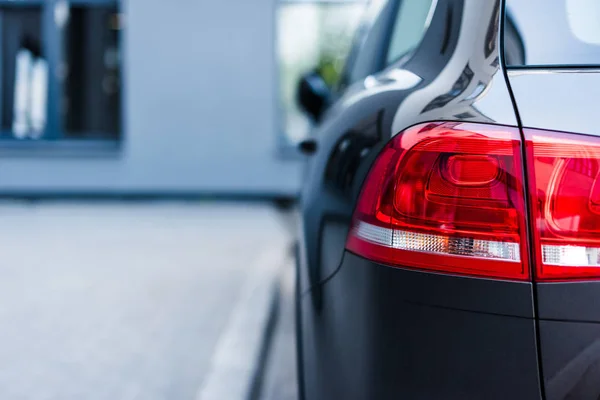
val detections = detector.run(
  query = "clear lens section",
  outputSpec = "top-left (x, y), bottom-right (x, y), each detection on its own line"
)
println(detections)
top-left (542, 244), bottom-right (600, 267)
top-left (352, 220), bottom-right (392, 247)
top-left (353, 221), bottom-right (520, 262)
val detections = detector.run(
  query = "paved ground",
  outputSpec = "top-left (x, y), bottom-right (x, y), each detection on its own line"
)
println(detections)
top-left (0, 201), bottom-right (291, 400)
top-left (260, 260), bottom-right (298, 400)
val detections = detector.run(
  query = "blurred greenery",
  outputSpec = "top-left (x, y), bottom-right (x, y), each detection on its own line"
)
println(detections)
top-left (318, 56), bottom-right (341, 88)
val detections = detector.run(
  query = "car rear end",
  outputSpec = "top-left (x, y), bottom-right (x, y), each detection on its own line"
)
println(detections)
top-left (345, 1), bottom-right (600, 398)
top-left (299, 0), bottom-right (600, 399)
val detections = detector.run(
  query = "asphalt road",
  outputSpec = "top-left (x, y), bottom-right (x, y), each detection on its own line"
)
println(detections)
top-left (0, 201), bottom-right (291, 400)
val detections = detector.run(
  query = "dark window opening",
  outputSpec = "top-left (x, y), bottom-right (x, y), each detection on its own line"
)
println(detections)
top-left (62, 5), bottom-right (121, 140)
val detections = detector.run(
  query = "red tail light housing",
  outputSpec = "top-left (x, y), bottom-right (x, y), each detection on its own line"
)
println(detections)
top-left (346, 122), bottom-right (529, 280)
top-left (347, 121), bottom-right (600, 282)
top-left (526, 130), bottom-right (600, 281)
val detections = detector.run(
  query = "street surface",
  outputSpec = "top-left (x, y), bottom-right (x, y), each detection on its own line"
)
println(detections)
top-left (0, 201), bottom-right (290, 400)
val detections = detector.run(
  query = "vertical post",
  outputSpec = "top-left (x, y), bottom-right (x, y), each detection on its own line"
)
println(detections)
top-left (0, 10), bottom-right (4, 136)
top-left (42, 0), bottom-right (61, 139)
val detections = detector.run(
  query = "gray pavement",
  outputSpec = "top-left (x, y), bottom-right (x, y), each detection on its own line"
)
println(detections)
top-left (260, 260), bottom-right (298, 400)
top-left (0, 201), bottom-right (291, 400)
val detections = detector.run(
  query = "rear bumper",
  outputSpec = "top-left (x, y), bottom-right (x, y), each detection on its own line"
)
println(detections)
top-left (299, 251), bottom-right (542, 400)
top-left (539, 320), bottom-right (600, 400)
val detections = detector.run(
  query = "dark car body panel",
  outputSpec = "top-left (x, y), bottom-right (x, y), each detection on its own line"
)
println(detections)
top-left (538, 320), bottom-right (600, 400)
top-left (506, 55), bottom-right (600, 400)
top-left (300, 253), bottom-right (541, 400)
top-left (505, 3), bottom-right (600, 396)
top-left (536, 282), bottom-right (600, 323)
top-left (296, 0), bottom-right (600, 398)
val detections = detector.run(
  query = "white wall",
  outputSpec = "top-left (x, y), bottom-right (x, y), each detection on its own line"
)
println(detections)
top-left (0, 0), bottom-right (302, 196)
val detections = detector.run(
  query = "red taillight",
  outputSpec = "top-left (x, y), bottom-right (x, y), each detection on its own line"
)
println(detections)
top-left (346, 122), bottom-right (529, 280)
top-left (526, 129), bottom-right (600, 281)
top-left (347, 122), bottom-right (600, 282)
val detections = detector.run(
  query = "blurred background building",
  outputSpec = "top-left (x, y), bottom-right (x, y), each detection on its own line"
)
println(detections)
top-left (0, 2), bottom-right (374, 398)
top-left (0, 0), bottom-right (366, 197)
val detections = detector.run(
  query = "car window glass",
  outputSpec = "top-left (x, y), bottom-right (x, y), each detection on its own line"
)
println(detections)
top-left (506, 0), bottom-right (600, 66)
top-left (567, 0), bottom-right (600, 45)
top-left (386, 0), bottom-right (435, 66)
top-left (339, 0), bottom-right (388, 90)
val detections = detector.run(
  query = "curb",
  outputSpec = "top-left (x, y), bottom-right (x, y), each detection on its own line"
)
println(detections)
top-left (195, 245), bottom-right (289, 400)
top-left (247, 281), bottom-right (281, 400)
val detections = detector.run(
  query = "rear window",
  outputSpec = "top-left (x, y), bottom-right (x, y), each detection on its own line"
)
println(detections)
top-left (505, 0), bottom-right (600, 66)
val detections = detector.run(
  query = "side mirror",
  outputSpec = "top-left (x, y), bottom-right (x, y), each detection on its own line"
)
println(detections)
top-left (297, 70), bottom-right (331, 122)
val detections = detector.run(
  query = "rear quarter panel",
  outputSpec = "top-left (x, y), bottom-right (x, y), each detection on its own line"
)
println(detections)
top-left (298, 0), bottom-right (541, 398)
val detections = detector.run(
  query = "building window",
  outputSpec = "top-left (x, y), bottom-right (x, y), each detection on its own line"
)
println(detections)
top-left (61, 4), bottom-right (121, 140)
top-left (0, 0), bottom-right (122, 144)
top-left (0, 6), bottom-right (44, 138)
top-left (277, 0), bottom-right (365, 146)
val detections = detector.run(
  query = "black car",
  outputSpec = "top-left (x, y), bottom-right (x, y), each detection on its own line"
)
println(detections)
top-left (296, 0), bottom-right (600, 398)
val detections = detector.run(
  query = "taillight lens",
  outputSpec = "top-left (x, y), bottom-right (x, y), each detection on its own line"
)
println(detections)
top-left (346, 122), bottom-right (529, 280)
top-left (526, 129), bottom-right (600, 281)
